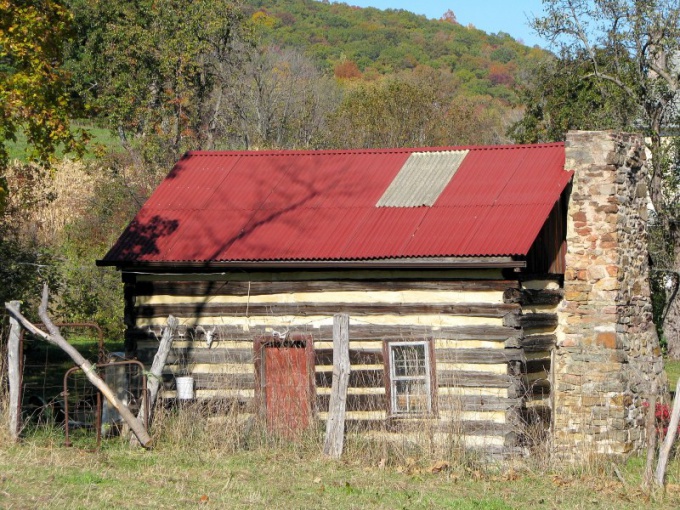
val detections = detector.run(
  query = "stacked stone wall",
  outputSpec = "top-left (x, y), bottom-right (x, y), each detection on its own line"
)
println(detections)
top-left (554, 131), bottom-right (665, 458)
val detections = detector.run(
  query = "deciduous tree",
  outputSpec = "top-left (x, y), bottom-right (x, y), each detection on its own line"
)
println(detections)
top-left (0, 0), bottom-right (86, 208)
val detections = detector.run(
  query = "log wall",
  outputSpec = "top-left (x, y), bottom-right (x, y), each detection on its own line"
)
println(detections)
top-left (123, 268), bottom-right (562, 454)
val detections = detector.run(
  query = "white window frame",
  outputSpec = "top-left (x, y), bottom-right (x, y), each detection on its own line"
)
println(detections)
top-left (386, 340), bottom-right (434, 416)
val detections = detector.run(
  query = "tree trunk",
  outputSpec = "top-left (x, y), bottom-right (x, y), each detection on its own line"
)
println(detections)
top-left (4, 285), bottom-right (152, 448)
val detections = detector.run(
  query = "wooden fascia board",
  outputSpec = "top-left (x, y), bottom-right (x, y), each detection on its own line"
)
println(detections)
top-left (97, 256), bottom-right (526, 271)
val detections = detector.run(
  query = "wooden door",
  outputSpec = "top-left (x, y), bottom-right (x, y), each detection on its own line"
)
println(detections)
top-left (259, 338), bottom-right (313, 437)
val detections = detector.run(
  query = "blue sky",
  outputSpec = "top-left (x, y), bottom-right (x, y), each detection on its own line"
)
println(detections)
top-left (332, 1), bottom-right (549, 48)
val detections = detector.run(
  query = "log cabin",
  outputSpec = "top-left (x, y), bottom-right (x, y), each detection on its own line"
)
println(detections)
top-left (98, 131), bottom-right (665, 458)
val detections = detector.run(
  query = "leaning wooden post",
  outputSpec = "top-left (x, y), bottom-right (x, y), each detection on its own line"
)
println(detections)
top-left (141, 315), bottom-right (178, 427)
top-left (7, 301), bottom-right (21, 441)
top-left (655, 378), bottom-right (680, 486)
top-left (323, 313), bottom-right (350, 458)
top-left (5, 286), bottom-right (153, 448)
top-left (643, 381), bottom-right (658, 488)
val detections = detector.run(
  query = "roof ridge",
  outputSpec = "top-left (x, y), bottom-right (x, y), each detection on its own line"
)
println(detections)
top-left (185, 142), bottom-right (565, 158)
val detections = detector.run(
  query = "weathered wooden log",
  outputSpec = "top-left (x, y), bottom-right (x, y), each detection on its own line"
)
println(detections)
top-left (162, 372), bottom-right (255, 390)
top-left (134, 301), bottom-right (520, 319)
top-left (323, 314), bottom-right (350, 458)
top-left (434, 348), bottom-right (525, 364)
top-left (138, 347), bottom-right (254, 365)
top-left (141, 315), bottom-right (178, 427)
top-left (7, 301), bottom-right (21, 441)
top-left (316, 369), bottom-right (384, 389)
top-left (502, 288), bottom-right (564, 306)
top-left (317, 394), bottom-right (385, 412)
top-left (130, 324), bottom-right (522, 344)
top-left (521, 334), bottom-right (557, 352)
top-left (437, 396), bottom-right (521, 412)
top-left (132, 279), bottom-right (520, 297)
top-left (655, 379), bottom-right (680, 486)
top-left (437, 371), bottom-right (514, 388)
top-left (503, 313), bottom-right (558, 330)
top-left (5, 286), bottom-right (152, 448)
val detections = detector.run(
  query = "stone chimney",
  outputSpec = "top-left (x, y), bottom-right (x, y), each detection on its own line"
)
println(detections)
top-left (553, 131), bottom-right (665, 458)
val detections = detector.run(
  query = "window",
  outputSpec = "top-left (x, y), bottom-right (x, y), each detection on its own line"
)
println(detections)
top-left (385, 340), bottom-right (436, 416)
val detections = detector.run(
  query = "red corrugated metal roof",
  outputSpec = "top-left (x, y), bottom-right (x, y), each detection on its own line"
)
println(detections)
top-left (100, 143), bottom-right (572, 265)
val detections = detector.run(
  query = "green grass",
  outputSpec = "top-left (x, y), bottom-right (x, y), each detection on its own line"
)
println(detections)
top-left (665, 358), bottom-right (680, 390)
top-left (5, 121), bottom-right (122, 162)
top-left (1, 436), bottom-right (680, 509)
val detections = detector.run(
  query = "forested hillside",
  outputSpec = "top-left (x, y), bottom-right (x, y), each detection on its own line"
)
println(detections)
top-left (243, 0), bottom-right (544, 102)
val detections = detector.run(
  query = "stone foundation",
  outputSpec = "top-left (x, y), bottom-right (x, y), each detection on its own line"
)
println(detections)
top-left (554, 131), bottom-right (665, 458)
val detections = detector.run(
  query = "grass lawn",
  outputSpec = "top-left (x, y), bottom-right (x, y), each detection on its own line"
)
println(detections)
top-left (665, 358), bottom-right (680, 391)
top-left (1, 434), bottom-right (680, 510)
top-left (6, 121), bottom-right (121, 162)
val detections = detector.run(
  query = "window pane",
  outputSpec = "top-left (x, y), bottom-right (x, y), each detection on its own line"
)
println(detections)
top-left (393, 344), bottom-right (426, 377)
top-left (394, 380), bottom-right (429, 414)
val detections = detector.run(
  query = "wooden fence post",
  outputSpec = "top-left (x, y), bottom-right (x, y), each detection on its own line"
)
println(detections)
top-left (643, 381), bottom-right (658, 488)
top-left (655, 378), bottom-right (680, 486)
top-left (141, 315), bottom-right (178, 427)
top-left (323, 313), bottom-right (350, 458)
top-left (7, 300), bottom-right (21, 441)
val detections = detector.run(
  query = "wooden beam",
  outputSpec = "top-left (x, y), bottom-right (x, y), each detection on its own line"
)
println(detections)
top-left (134, 302), bottom-right (520, 319)
top-left (140, 316), bottom-right (177, 428)
top-left (521, 334), bottom-right (556, 352)
top-left (133, 279), bottom-right (520, 297)
top-left (437, 371), bottom-right (514, 388)
top-left (503, 288), bottom-right (563, 306)
top-left (323, 314), bottom-right (351, 458)
top-left (435, 348), bottom-right (525, 364)
top-left (7, 301), bottom-right (21, 441)
top-left (437, 396), bottom-right (522, 412)
top-left (503, 313), bottom-right (558, 329)
top-left (128, 324), bottom-right (521, 344)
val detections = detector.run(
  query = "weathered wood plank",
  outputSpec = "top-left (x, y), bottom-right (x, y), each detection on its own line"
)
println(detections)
top-left (133, 302), bottom-right (521, 319)
top-left (437, 371), bottom-right (514, 388)
top-left (162, 373), bottom-right (254, 390)
top-left (388, 419), bottom-right (515, 437)
top-left (315, 349), bottom-right (383, 365)
top-left (133, 279), bottom-right (520, 297)
top-left (323, 314), bottom-right (350, 458)
top-left (434, 348), bottom-right (524, 364)
top-left (316, 369), bottom-right (384, 389)
top-left (438, 395), bottom-right (521, 412)
top-left (317, 394), bottom-right (386, 413)
top-left (127, 324), bottom-right (521, 344)
top-left (521, 334), bottom-right (556, 352)
top-left (7, 301), bottom-right (21, 441)
top-left (503, 313), bottom-right (558, 329)
top-left (502, 288), bottom-right (564, 306)
top-left (138, 348), bottom-right (254, 365)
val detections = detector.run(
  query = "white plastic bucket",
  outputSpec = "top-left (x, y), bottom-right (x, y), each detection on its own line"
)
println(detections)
top-left (175, 376), bottom-right (194, 400)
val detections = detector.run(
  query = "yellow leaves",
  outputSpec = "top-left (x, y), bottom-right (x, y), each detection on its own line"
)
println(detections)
top-left (0, 0), bottom-right (79, 167)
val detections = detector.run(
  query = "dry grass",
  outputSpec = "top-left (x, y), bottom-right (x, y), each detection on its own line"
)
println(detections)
top-left (2, 160), bottom-right (96, 245)
top-left (1, 388), bottom-right (680, 509)
top-left (2, 428), bottom-right (680, 509)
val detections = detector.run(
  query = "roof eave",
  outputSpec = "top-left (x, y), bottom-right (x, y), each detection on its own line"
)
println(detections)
top-left (96, 256), bottom-right (526, 270)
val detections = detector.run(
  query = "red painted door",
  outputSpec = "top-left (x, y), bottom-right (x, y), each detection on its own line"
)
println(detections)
top-left (263, 344), bottom-right (311, 437)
